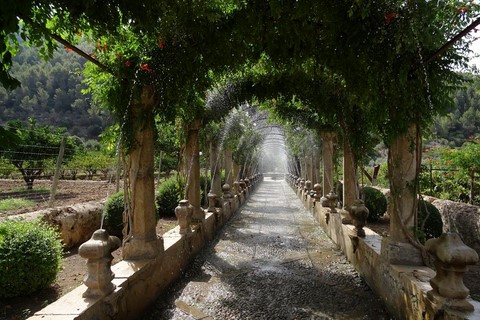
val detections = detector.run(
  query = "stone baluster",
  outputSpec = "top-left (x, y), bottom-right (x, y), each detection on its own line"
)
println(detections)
top-left (79, 229), bottom-right (121, 299)
top-left (313, 183), bottom-right (322, 202)
top-left (207, 192), bottom-right (217, 213)
top-left (232, 181), bottom-right (240, 197)
top-left (425, 232), bottom-right (479, 312)
top-left (350, 199), bottom-right (369, 237)
top-left (175, 199), bottom-right (192, 235)
top-left (222, 183), bottom-right (233, 200)
top-left (239, 180), bottom-right (247, 195)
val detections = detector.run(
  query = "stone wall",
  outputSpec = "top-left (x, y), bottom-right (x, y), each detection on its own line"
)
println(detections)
top-left (6, 201), bottom-right (104, 249)
top-left (300, 188), bottom-right (480, 320)
top-left (427, 198), bottom-right (480, 255)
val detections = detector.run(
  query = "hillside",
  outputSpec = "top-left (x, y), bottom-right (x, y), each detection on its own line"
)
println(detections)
top-left (0, 43), bottom-right (111, 140)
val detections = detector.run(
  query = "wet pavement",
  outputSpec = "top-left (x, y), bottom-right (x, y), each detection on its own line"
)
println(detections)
top-left (142, 178), bottom-right (392, 319)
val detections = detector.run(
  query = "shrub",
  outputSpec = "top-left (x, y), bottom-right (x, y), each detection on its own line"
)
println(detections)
top-left (156, 176), bottom-right (184, 218)
top-left (0, 219), bottom-right (63, 298)
top-left (417, 200), bottom-right (443, 244)
top-left (103, 191), bottom-right (125, 237)
top-left (360, 186), bottom-right (387, 222)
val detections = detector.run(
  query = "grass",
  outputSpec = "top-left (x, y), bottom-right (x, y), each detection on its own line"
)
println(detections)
top-left (0, 198), bottom-right (35, 212)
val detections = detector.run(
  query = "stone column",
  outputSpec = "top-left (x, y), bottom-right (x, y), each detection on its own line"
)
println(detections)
top-left (233, 161), bottom-right (240, 182)
top-left (321, 132), bottom-right (336, 197)
top-left (305, 154), bottom-right (313, 184)
top-left (381, 124), bottom-right (422, 265)
top-left (185, 118), bottom-right (204, 222)
top-left (123, 85), bottom-right (163, 260)
top-left (343, 141), bottom-right (357, 212)
top-left (224, 148), bottom-right (234, 187)
top-left (209, 140), bottom-right (222, 198)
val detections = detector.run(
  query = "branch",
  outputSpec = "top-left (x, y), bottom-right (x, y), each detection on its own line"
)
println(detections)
top-left (20, 16), bottom-right (116, 76)
top-left (423, 17), bottom-right (480, 66)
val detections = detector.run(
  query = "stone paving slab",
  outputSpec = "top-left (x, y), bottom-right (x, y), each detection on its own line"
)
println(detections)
top-left (142, 178), bottom-right (392, 320)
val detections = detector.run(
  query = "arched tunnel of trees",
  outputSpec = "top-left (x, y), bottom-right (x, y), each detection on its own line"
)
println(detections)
top-left (2, 1), bottom-right (480, 319)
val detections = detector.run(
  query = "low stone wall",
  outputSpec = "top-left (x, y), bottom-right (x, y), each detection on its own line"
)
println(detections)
top-left (296, 189), bottom-right (480, 320)
top-left (27, 181), bottom-right (256, 320)
top-left (6, 201), bottom-right (104, 249)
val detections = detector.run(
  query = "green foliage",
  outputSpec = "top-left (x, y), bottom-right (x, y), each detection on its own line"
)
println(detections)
top-left (360, 186), bottom-right (387, 222)
top-left (156, 176), bottom-right (184, 218)
top-left (417, 200), bottom-right (443, 244)
top-left (67, 150), bottom-right (115, 180)
top-left (0, 157), bottom-right (18, 178)
top-left (103, 191), bottom-right (125, 237)
top-left (0, 198), bottom-right (34, 211)
top-left (0, 219), bottom-right (63, 298)
top-left (422, 140), bottom-right (480, 204)
top-left (1, 119), bottom-right (78, 189)
top-left (0, 44), bottom-right (109, 139)
top-left (432, 74), bottom-right (480, 147)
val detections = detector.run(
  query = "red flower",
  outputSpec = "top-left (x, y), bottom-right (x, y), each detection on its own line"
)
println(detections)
top-left (385, 12), bottom-right (397, 24)
top-left (140, 63), bottom-right (153, 73)
top-left (66, 47), bottom-right (72, 53)
top-left (157, 36), bottom-right (165, 49)
top-left (125, 61), bottom-right (132, 67)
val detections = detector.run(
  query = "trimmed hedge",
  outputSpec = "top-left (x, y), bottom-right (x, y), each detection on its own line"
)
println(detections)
top-left (417, 200), bottom-right (443, 244)
top-left (360, 186), bottom-right (388, 222)
top-left (0, 219), bottom-right (63, 298)
top-left (103, 191), bottom-right (125, 237)
top-left (156, 176), bottom-right (184, 218)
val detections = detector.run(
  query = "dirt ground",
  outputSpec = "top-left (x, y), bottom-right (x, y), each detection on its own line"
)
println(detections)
top-left (0, 179), bottom-right (177, 320)
top-left (0, 180), bottom-right (479, 319)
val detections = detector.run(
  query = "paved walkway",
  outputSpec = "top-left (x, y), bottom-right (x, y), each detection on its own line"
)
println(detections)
top-left (143, 178), bottom-right (392, 319)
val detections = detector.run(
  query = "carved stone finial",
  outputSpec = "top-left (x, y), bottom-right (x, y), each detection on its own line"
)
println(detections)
top-left (425, 232), bottom-right (479, 311)
top-left (350, 199), bottom-right (369, 237)
top-left (305, 180), bottom-right (312, 191)
top-left (326, 190), bottom-right (338, 213)
top-left (222, 183), bottom-right (233, 199)
top-left (207, 192), bottom-right (217, 212)
top-left (313, 183), bottom-right (322, 201)
top-left (78, 229), bottom-right (121, 299)
top-left (175, 199), bottom-right (192, 235)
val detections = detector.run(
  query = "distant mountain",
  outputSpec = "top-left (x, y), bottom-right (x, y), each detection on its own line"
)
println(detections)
top-left (430, 73), bottom-right (480, 147)
top-left (0, 43), bottom-right (111, 140)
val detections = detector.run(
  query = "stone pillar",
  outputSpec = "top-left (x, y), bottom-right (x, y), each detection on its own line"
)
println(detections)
top-left (321, 132), bottom-right (336, 197)
top-left (209, 140), bottom-right (222, 197)
top-left (343, 141), bottom-right (357, 212)
top-left (123, 85), bottom-right (163, 260)
top-left (305, 154), bottom-right (312, 183)
top-left (224, 148), bottom-right (233, 187)
top-left (233, 161), bottom-right (240, 182)
top-left (381, 124), bottom-right (422, 265)
top-left (185, 119), bottom-right (204, 222)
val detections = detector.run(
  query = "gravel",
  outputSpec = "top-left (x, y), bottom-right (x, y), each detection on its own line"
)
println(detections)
top-left (142, 179), bottom-right (393, 320)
